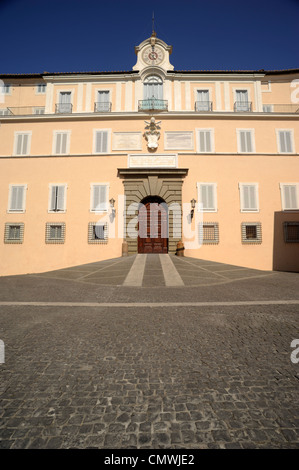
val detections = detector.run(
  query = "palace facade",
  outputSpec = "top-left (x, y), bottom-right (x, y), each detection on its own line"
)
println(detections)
top-left (1, 33), bottom-right (299, 275)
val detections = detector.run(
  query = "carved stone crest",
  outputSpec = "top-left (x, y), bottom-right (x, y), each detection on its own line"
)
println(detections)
top-left (144, 117), bottom-right (161, 150)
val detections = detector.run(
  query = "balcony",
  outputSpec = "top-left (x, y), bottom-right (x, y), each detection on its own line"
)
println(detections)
top-left (55, 103), bottom-right (73, 114)
top-left (263, 104), bottom-right (299, 113)
top-left (138, 99), bottom-right (168, 112)
top-left (234, 101), bottom-right (252, 112)
top-left (94, 102), bottom-right (112, 113)
top-left (195, 101), bottom-right (213, 112)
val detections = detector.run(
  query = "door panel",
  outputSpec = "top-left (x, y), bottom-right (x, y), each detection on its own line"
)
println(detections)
top-left (138, 198), bottom-right (168, 254)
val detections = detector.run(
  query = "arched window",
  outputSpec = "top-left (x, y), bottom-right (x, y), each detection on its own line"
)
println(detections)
top-left (143, 76), bottom-right (163, 100)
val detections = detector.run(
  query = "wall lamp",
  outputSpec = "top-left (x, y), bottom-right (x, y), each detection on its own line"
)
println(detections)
top-left (109, 198), bottom-right (116, 216)
top-left (190, 198), bottom-right (196, 220)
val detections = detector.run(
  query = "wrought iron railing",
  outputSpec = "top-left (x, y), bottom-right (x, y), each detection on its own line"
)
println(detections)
top-left (94, 102), bottom-right (112, 112)
top-left (195, 101), bottom-right (213, 112)
top-left (55, 103), bottom-right (73, 114)
top-left (138, 99), bottom-right (168, 111)
top-left (234, 101), bottom-right (252, 112)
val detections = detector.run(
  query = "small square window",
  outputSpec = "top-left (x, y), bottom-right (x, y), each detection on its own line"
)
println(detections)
top-left (88, 222), bottom-right (108, 244)
top-left (199, 222), bottom-right (219, 245)
top-left (4, 223), bottom-right (24, 244)
top-left (241, 222), bottom-right (262, 244)
top-left (45, 223), bottom-right (65, 244)
top-left (283, 222), bottom-right (299, 243)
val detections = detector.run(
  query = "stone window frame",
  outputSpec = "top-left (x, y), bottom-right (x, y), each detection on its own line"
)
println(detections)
top-left (4, 222), bottom-right (24, 244)
top-left (88, 222), bottom-right (108, 244)
top-left (241, 222), bottom-right (262, 244)
top-left (199, 222), bottom-right (219, 245)
top-left (45, 222), bottom-right (66, 244)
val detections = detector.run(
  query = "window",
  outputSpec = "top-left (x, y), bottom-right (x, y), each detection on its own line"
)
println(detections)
top-left (280, 184), bottom-right (299, 210)
top-left (36, 84), bottom-right (46, 94)
top-left (4, 223), bottom-right (24, 244)
top-left (53, 131), bottom-right (70, 155)
top-left (196, 90), bottom-right (211, 111)
top-left (283, 222), bottom-right (299, 243)
top-left (2, 84), bottom-right (11, 94)
top-left (0, 108), bottom-right (11, 115)
top-left (34, 107), bottom-right (45, 114)
top-left (143, 76), bottom-right (163, 100)
top-left (57, 91), bottom-right (72, 113)
top-left (95, 90), bottom-right (111, 112)
top-left (45, 223), bottom-right (66, 244)
top-left (235, 90), bottom-right (251, 111)
top-left (237, 129), bottom-right (255, 153)
top-left (197, 129), bottom-right (214, 153)
top-left (197, 183), bottom-right (217, 212)
top-left (93, 130), bottom-right (109, 153)
top-left (165, 132), bottom-right (193, 150)
top-left (14, 132), bottom-right (31, 156)
top-left (88, 222), bottom-right (108, 244)
top-left (277, 130), bottom-right (294, 153)
top-left (49, 185), bottom-right (67, 212)
top-left (8, 185), bottom-right (27, 212)
top-left (90, 184), bottom-right (109, 212)
top-left (199, 222), bottom-right (219, 245)
top-left (239, 183), bottom-right (259, 212)
top-left (241, 222), bottom-right (262, 244)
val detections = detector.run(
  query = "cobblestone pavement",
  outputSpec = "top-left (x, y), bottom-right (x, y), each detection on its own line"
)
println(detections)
top-left (0, 256), bottom-right (299, 449)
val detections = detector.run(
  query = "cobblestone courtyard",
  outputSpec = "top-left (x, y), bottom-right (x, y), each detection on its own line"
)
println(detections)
top-left (0, 255), bottom-right (299, 449)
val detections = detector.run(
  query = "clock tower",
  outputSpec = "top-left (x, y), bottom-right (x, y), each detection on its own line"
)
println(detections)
top-left (133, 32), bottom-right (174, 72)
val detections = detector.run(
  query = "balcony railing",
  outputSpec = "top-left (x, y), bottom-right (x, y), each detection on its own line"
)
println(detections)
top-left (94, 102), bottom-right (112, 113)
top-left (234, 101), bottom-right (252, 112)
top-left (5, 107), bottom-right (45, 115)
top-left (195, 101), bottom-right (213, 112)
top-left (138, 99), bottom-right (168, 112)
top-left (55, 103), bottom-right (73, 114)
top-left (263, 104), bottom-right (299, 113)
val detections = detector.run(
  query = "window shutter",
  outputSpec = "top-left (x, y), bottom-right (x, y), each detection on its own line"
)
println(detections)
top-left (55, 133), bottom-right (61, 154)
top-left (198, 130), bottom-right (212, 152)
top-left (92, 185), bottom-right (107, 211)
top-left (57, 186), bottom-right (65, 211)
top-left (284, 185), bottom-right (297, 209)
top-left (95, 131), bottom-right (108, 153)
top-left (10, 186), bottom-right (24, 211)
top-left (239, 131), bottom-right (252, 152)
top-left (16, 135), bottom-right (23, 155)
top-left (279, 131), bottom-right (293, 153)
top-left (200, 184), bottom-right (215, 210)
top-left (242, 185), bottom-right (257, 211)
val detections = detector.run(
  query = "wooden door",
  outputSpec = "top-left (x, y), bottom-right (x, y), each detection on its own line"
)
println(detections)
top-left (138, 198), bottom-right (168, 254)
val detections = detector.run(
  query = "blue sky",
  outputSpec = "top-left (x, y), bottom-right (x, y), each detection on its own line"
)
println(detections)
top-left (0, 0), bottom-right (298, 74)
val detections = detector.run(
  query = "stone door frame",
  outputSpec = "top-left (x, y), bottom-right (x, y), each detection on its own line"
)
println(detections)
top-left (118, 168), bottom-right (188, 254)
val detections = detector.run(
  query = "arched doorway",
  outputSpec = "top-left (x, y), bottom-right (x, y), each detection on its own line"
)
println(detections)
top-left (138, 196), bottom-right (168, 254)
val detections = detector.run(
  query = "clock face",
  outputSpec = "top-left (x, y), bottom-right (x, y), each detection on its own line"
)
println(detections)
top-left (142, 46), bottom-right (164, 65)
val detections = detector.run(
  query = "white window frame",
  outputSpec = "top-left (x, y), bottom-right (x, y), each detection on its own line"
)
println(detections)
top-left (276, 129), bottom-right (295, 154)
top-left (13, 131), bottom-right (32, 156)
top-left (52, 130), bottom-right (71, 155)
top-left (239, 183), bottom-right (259, 212)
top-left (48, 184), bottom-right (68, 213)
top-left (279, 183), bottom-right (299, 211)
top-left (90, 183), bottom-right (110, 213)
top-left (196, 128), bottom-right (215, 153)
top-left (93, 129), bottom-right (111, 154)
top-left (236, 128), bottom-right (255, 153)
top-left (36, 84), bottom-right (46, 94)
top-left (196, 182), bottom-right (218, 212)
top-left (164, 131), bottom-right (194, 150)
top-left (7, 184), bottom-right (28, 213)
top-left (56, 89), bottom-right (74, 113)
top-left (94, 88), bottom-right (112, 111)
